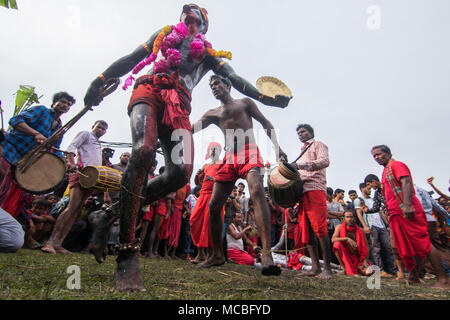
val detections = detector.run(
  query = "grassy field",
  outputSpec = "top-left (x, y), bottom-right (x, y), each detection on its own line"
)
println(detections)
top-left (0, 249), bottom-right (449, 300)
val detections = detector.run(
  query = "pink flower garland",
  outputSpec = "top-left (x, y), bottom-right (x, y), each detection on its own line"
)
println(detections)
top-left (122, 21), bottom-right (224, 90)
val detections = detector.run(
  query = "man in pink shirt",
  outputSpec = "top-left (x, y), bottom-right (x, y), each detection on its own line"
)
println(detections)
top-left (295, 124), bottom-right (333, 279)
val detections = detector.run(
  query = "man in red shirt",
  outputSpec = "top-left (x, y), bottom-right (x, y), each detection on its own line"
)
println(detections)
top-left (372, 145), bottom-right (448, 288)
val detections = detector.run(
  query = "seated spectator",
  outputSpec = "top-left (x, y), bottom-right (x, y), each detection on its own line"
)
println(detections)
top-left (332, 210), bottom-right (373, 276)
top-left (24, 199), bottom-right (54, 248)
top-left (44, 194), bottom-right (61, 209)
top-left (227, 212), bottom-right (257, 266)
top-left (244, 200), bottom-right (259, 257)
top-left (0, 207), bottom-right (24, 253)
top-left (107, 218), bottom-right (120, 255)
top-left (63, 194), bottom-right (103, 252)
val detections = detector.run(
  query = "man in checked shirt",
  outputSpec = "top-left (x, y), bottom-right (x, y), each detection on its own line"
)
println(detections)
top-left (295, 123), bottom-right (333, 279)
top-left (0, 92), bottom-right (75, 218)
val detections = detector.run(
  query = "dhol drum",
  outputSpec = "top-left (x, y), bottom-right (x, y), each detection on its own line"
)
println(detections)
top-left (78, 165), bottom-right (122, 192)
top-left (14, 151), bottom-right (67, 194)
top-left (267, 161), bottom-right (303, 208)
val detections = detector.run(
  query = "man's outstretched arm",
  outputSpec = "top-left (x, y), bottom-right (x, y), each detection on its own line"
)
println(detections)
top-left (246, 99), bottom-right (287, 161)
top-left (208, 57), bottom-right (291, 109)
top-left (84, 29), bottom-right (161, 107)
top-left (191, 110), bottom-right (217, 135)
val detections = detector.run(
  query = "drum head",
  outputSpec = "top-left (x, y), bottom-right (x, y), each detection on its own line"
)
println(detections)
top-left (79, 166), bottom-right (100, 189)
top-left (278, 161), bottom-right (301, 181)
top-left (268, 167), bottom-right (292, 188)
top-left (15, 152), bottom-right (66, 194)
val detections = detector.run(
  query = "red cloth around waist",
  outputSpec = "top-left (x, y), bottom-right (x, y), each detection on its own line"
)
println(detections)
top-left (128, 73), bottom-right (192, 133)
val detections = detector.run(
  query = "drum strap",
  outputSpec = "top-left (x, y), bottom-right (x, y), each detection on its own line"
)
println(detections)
top-left (292, 142), bottom-right (314, 164)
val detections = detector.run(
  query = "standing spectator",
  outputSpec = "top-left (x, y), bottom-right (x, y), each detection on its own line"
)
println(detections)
top-left (183, 185), bottom-right (201, 261)
top-left (294, 123), bottom-right (333, 279)
top-left (355, 181), bottom-right (396, 277)
top-left (167, 183), bottom-right (191, 258)
top-left (0, 92), bottom-right (75, 218)
top-left (111, 152), bottom-right (130, 173)
top-left (109, 151), bottom-right (130, 204)
top-left (426, 177), bottom-right (449, 201)
top-left (42, 120), bottom-right (108, 254)
top-left (414, 184), bottom-right (450, 270)
top-left (346, 190), bottom-right (358, 210)
top-left (190, 142), bottom-right (222, 263)
top-left (333, 188), bottom-right (346, 210)
top-left (326, 187), bottom-right (344, 238)
top-left (371, 144), bottom-right (449, 288)
top-left (237, 182), bottom-right (249, 219)
top-left (364, 173), bottom-right (404, 280)
top-left (266, 188), bottom-right (283, 247)
top-left (136, 161), bottom-right (157, 254)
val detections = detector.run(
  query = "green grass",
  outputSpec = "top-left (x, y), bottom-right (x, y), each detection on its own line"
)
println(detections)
top-left (0, 249), bottom-right (449, 300)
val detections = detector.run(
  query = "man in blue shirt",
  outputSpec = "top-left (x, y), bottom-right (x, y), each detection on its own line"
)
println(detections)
top-left (0, 92), bottom-right (75, 218)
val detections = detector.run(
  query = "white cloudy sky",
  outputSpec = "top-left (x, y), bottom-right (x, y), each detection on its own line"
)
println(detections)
top-left (1, 0), bottom-right (449, 200)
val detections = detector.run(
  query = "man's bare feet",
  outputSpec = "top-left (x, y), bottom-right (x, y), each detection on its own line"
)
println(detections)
top-left (55, 246), bottom-right (72, 254)
top-left (198, 255), bottom-right (226, 268)
top-left (41, 243), bottom-right (56, 254)
top-left (380, 271), bottom-right (393, 278)
top-left (395, 272), bottom-right (406, 281)
top-left (315, 270), bottom-right (333, 279)
top-left (190, 254), bottom-right (205, 264)
top-left (429, 279), bottom-right (450, 290)
top-left (299, 269), bottom-right (321, 277)
top-left (114, 254), bottom-right (146, 292)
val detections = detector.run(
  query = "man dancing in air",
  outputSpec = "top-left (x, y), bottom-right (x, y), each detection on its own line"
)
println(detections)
top-left (84, 4), bottom-right (290, 291)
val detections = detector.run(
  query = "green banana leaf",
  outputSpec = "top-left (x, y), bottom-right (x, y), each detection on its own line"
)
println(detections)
top-left (15, 85), bottom-right (41, 115)
top-left (0, 0), bottom-right (18, 9)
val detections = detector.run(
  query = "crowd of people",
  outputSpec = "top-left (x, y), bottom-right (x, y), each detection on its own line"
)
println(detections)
top-left (0, 4), bottom-right (448, 292)
top-left (0, 87), bottom-right (448, 290)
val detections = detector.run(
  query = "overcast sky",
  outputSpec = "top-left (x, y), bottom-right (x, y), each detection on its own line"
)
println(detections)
top-left (1, 0), bottom-right (449, 201)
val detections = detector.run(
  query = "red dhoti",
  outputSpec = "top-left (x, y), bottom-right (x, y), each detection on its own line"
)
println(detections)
top-left (388, 211), bottom-right (431, 271)
top-left (167, 207), bottom-right (182, 248)
top-left (332, 222), bottom-right (369, 275)
top-left (156, 199), bottom-right (170, 240)
top-left (128, 73), bottom-right (192, 136)
top-left (297, 190), bottom-right (328, 249)
top-left (227, 248), bottom-right (255, 266)
top-left (190, 164), bottom-right (220, 248)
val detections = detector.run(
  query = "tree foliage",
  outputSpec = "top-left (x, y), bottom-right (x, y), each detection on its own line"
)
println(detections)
top-left (0, 0), bottom-right (18, 9)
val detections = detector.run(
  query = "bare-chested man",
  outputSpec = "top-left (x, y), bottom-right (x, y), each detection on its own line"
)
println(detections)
top-left (332, 211), bottom-right (372, 276)
top-left (83, 4), bottom-right (290, 291)
top-left (192, 75), bottom-right (287, 275)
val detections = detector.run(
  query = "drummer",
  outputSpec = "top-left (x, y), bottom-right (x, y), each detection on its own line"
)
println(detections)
top-left (0, 92), bottom-right (75, 219)
top-left (191, 75), bottom-right (287, 276)
top-left (294, 124), bottom-right (333, 279)
top-left (42, 120), bottom-right (108, 254)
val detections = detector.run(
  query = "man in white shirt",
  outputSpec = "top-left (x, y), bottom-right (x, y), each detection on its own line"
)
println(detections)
top-left (354, 181), bottom-right (396, 276)
top-left (42, 120), bottom-right (108, 254)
